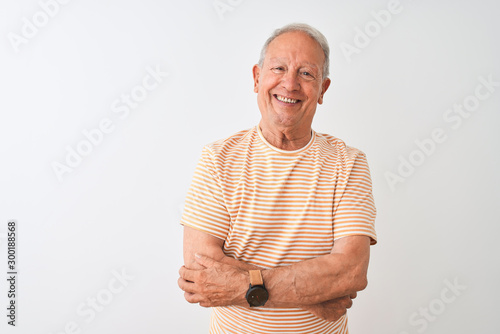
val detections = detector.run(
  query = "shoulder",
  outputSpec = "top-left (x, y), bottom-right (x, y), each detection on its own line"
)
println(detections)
top-left (314, 132), bottom-right (367, 162)
top-left (202, 127), bottom-right (257, 159)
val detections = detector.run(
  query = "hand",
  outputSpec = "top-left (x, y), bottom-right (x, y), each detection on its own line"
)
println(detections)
top-left (302, 292), bottom-right (357, 322)
top-left (178, 253), bottom-right (249, 307)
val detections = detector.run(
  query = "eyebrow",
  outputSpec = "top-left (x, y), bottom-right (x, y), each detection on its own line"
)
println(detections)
top-left (268, 57), bottom-right (320, 70)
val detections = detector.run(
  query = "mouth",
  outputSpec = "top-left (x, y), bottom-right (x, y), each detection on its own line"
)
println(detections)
top-left (274, 94), bottom-right (301, 104)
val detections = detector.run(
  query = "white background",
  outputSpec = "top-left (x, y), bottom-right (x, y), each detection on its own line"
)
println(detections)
top-left (1, 0), bottom-right (499, 333)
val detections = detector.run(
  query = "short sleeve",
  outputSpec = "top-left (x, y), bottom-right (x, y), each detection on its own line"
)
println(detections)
top-left (180, 146), bottom-right (231, 240)
top-left (332, 151), bottom-right (377, 245)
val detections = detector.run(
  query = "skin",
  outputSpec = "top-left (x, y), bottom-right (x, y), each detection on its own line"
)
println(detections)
top-left (254, 31), bottom-right (331, 151)
top-left (178, 31), bottom-right (371, 322)
top-left (179, 227), bottom-right (367, 322)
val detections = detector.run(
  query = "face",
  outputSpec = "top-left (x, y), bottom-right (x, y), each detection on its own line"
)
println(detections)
top-left (253, 31), bottom-right (331, 135)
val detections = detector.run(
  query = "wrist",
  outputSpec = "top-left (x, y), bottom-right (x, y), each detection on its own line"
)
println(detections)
top-left (237, 270), bottom-right (251, 306)
top-left (245, 270), bottom-right (269, 307)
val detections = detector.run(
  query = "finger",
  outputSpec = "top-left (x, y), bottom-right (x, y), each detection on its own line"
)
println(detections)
top-left (184, 291), bottom-right (204, 304)
top-left (178, 277), bottom-right (197, 294)
top-left (194, 253), bottom-right (217, 268)
top-left (179, 266), bottom-right (199, 283)
top-left (199, 300), bottom-right (215, 308)
top-left (346, 297), bottom-right (354, 309)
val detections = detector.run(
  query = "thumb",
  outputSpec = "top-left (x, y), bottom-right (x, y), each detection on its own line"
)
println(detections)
top-left (194, 253), bottom-right (216, 268)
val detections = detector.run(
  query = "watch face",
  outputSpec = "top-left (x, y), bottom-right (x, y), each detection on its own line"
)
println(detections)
top-left (246, 286), bottom-right (269, 307)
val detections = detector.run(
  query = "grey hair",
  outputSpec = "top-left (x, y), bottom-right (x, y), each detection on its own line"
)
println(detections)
top-left (258, 23), bottom-right (330, 79)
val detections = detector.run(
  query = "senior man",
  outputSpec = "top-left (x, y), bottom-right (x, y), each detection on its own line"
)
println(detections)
top-left (178, 23), bottom-right (377, 334)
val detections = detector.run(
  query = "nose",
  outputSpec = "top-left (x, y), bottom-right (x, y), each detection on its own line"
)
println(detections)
top-left (280, 71), bottom-right (300, 92)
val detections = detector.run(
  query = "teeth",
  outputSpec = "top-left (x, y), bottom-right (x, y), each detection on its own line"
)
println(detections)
top-left (276, 95), bottom-right (298, 104)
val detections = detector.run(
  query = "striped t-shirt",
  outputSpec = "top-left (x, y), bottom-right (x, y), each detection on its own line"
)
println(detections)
top-left (181, 126), bottom-right (377, 334)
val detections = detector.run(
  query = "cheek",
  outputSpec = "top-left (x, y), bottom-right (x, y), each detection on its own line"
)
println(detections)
top-left (261, 75), bottom-right (279, 90)
top-left (308, 86), bottom-right (323, 100)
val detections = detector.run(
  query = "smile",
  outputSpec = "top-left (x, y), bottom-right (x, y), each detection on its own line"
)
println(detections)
top-left (274, 94), bottom-right (300, 104)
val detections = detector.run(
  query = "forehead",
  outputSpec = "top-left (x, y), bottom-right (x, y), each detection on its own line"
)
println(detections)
top-left (265, 31), bottom-right (324, 68)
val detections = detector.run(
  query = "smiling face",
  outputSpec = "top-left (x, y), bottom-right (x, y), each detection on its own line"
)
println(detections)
top-left (253, 31), bottom-right (331, 139)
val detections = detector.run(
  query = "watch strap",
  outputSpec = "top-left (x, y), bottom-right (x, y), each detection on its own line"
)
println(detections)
top-left (249, 270), bottom-right (264, 286)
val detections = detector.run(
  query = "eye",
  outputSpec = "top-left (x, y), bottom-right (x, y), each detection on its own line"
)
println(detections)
top-left (300, 71), bottom-right (315, 80)
top-left (271, 66), bottom-right (285, 73)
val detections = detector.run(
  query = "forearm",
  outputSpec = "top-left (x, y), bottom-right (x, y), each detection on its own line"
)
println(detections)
top-left (220, 256), bottom-right (261, 271)
top-left (183, 226), bottom-right (260, 271)
top-left (262, 244), bottom-right (369, 307)
top-left (215, 250), bottom-right (365, 306)
top-left (181, 226), bottom-right (369, 309)
top-left (196, 251), bottom-right (356, 321)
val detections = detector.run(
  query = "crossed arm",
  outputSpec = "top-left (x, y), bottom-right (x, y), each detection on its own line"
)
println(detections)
top-left (178, 226), bottom-right (371, 322)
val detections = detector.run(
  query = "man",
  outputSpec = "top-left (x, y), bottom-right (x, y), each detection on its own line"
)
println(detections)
top-left (178, 23), bottom-right (377, 333)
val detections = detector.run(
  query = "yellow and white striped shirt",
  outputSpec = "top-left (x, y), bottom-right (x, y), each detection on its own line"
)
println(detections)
top-left (181, 126), bottom-right (377, 334)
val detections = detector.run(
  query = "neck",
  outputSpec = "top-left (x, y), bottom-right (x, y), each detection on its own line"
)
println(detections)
top-left (259, 122), bottom-right (312, 151)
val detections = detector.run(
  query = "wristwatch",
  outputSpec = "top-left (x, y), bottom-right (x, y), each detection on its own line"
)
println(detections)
top-left (245, 270), bottom-right (269, 307)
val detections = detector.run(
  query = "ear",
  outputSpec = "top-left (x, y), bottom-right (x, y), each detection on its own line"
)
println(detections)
top-left (318, 78), bottom-right (331, 105)
top-left (252, 64), bottom-right (261, 93)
